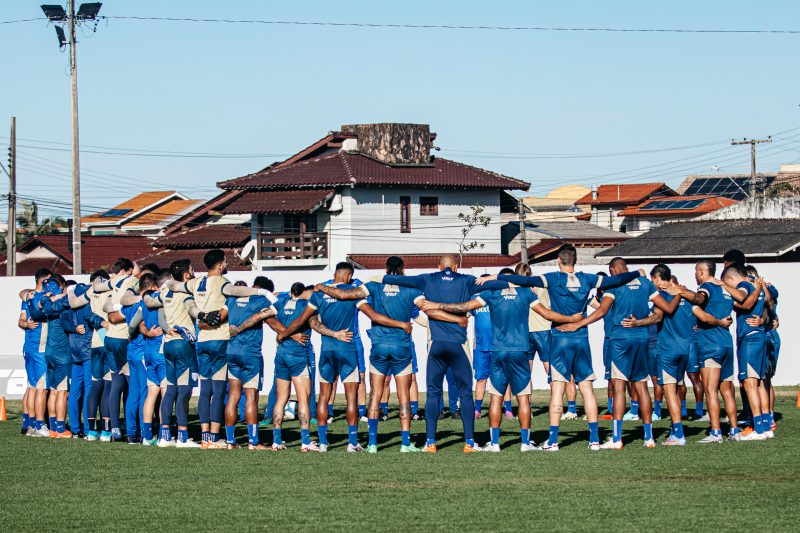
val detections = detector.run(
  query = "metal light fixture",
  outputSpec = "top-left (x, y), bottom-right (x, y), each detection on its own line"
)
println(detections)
top-left (40, 4), bottom-right (67, 22)
top-left (55, 25), bottom-right (67, 48)
top-left (76, 2), bottom-right (102, 20)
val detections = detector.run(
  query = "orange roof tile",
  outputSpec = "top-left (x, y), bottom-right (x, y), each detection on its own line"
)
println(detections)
top-left (123, 199), bottom-right (203, 227)
top-left (81, 191), bottom-right (179, 225)
top-left (575, 183), bottom-right (676, 206)
top-left (618, 195), bottom-right (737, 217)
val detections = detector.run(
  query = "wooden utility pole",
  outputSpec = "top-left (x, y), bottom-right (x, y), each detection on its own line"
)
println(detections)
top-left (68, 0), bottom-right (82, 274)
top-left (7, 117), bottom-right (16, 276)
top-left (518, 198), bottom-right (528, 264)
top-left (731, 137), bottom-right (772, 199)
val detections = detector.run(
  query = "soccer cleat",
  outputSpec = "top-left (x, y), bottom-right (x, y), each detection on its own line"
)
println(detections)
top-left (72, 432), bottom-right (84, 440)
top-left (600, 439), bottom-right (624, 450)
top-left (301, 441), bottom-right (321, 452)
top-left (142, 438), bottom-right (158, 447)
top-left (438, 411), bottom-right (446, 420)
top-left (483, 443), bottom-right (501, 453)
top-left (127, 436), bottom-right (140, 445)
top-left (270, 443), bottom-right (287, 451)
top-left (327, 417), bottom-right (333, 424)
top-left (366, 444), bottom-right (378, 454)
top-left (206, 440), bottom-right (226, 450)
top-left (588, 442), bottom-right (600, 451)
top-left (156, 438), bottom-right (174, 448)
top-left (740, 426), bottom-right (754, 436)
top-left (49, 430), bottom-right (58, 438)
top-left (347, 443), bottom-right (365, 453)
top-left (175, 439), bottom-right (201, 448)
top-left (739, 431), bottom-right (767, 441)
top-left (400, 444), bottom-right (422, 453)
top-left (662, 436), bottom-right (686, 446)
top-left (258, 418), bottom-right (272, 428)
top-left (84, 431), bottom-right (99, 441)
top-left (622, 411), bottom-right (639, 421)
top-left (643, 438), bottom-right (656, 448)
top-left (698, 413), bottom-right (710, 422)
top-left (226, 443), bottom-right (240, 450)
top-left (248, 443), bottom-right (270, 450)
top-left (380, 413), bottom-right (388, 422)
top-left (520, 443), bottom-right (537, 452)
top-left (535, 442), bottom-right (559, 452)
top-left (770, 421), bottom-right (777, 431)
top-left (359, 415), bottom-right (368, 423)
top-left (474, 410), bottom-right (482, 419)
top-left (99, 431), bottom-right (112, 442)
top-left (34, 426), bottom-right (51, 438)
top-left (698, 434), bottom-right (723, 444)
top-left (651, 413), bottom-right (662, 421)
top-left (463, 443), bottom-right (482, 453)
top-left (412, 412), bottom-right (425, 421)
top-left (504, 410), bottom-right (514, 420)
top-left (764, 430), bottom-right (775, 439)
top-left (25, 427), bottom-right (36, 437)
top-left (560, 411), bottom-right (578, 420)
top-left (54, 430), bottom-right (73, 439)
top-left (600, 414), bottom-right (613, 420)
top-left (318, 443), bottom-right (329, 453)
top-left (726, 433), bottom-right (741, 442)
top-left (422, 443), bottom-right (437, 453)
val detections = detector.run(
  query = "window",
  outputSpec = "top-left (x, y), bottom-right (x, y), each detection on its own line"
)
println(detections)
top-left (400, 196), bottom-right (411, 233)
top-left (283, 214), bottom-right (317, 233)
top-left (420, 196), bottom-right (439, 216)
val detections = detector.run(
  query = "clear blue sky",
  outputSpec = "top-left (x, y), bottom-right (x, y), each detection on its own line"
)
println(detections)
top-left (1, 1), bottom-right (799, 219)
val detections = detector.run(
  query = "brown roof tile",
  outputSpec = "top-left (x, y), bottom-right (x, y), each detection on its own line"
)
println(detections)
top-left (154, 224), bottom-right (251, 249)
top-left (15, 235), bottom-right (155, 274)
top-left (575, 183), bottom-right (676, 206)
top-left (221, 189), bottom-right (335, 215)
top-left (618, 195), bottom-right (737, 217)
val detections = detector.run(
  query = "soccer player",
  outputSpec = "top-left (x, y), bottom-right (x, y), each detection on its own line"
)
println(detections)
top-left (472, 291), bottom-right (492, 420)
top-left (421, 266), bottom-right (582, 452)
top-left (18, 268), bottom-right (51, 437)
top-left (164, 249), bottom-right (278, 448)
top-left (722, 264), bottom-right (771, 440)
top-left (140, 271), bottom-right (169, 445)
top-left (754, 265), bottom-right (780, 430)
top-left (279, 262), bottom-right (405, 452)
top-left (487, 245), bottom-right (641, 451)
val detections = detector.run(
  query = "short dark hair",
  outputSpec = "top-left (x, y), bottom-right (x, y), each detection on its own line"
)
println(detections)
top-left (111, 257), bottom-right (134, 274)
top-left (89, 269), bottom-right (109, 282)
top-left (139, 273), bottom-right (157, 291)
top-left (291, 282), bottom-right (306, 297)
top-left (304, 285), bottom-right (315, 292)
top-left (746, 265), bottom-right (758, 276)
top-left (335, 261), bottom-right (354, 273)
top-left (156, 268), bottom-right (172, 287)
top-left (498, 268), bottom-right (515, 275)
top-left (170, 259), bottom-right (192, 281)
top-left (34, 268), bottom-right (54, 282)
top-left (385, 256), bottom-right (404, 276)
top-left (557, 244), bottom-right (577, 266)
top-left (723, 249), bottom-right (746, 265)
top-left (65, 279), bottom-right (77, 287)
top-left (515, 263), bottom-right (531, 276)
top-left (234, 280), bottom-right (247, 287)
top-left (722, 262), bottom-right (747, 279)
top-left (140, 263), bottom-right (160, 275)
top-left (650, 263), bottom-right (671, 282)
top-left (609, 257), bottom-right (627, 269)
top-left (203, 249), bottom-right (226, 270)
top-left (253, 276), bottom-right (274, 292)
top-left (697, 259), bottom-right (716, 276)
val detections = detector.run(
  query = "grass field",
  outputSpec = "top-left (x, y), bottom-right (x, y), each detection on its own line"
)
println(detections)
top-left (2, 388), bottom-right (799, 532)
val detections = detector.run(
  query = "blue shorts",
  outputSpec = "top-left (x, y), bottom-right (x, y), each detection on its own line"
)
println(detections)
top-left (489, 351), bottom-right (532, 396)
top-left (657, 349), bottom-right (689, 386)
top-left (528, 331), bottom-right (551, 363)
top-left (371, 342), bottom-right (414, 377)
top-left (24, 352), bottom-right (46, 388)
top-left (473, 349), bottom-right (491, 381)
top-left (163, 340), bottom-right (198, 387)
top-left (196, 340), bottom-right (228, 380)
top-left (90, 347), bottom-right (109, 381)
top-left (766, 330), bottom-right (780, 378)
top-left (356, 337), bottom-right (365, 373)
top-left (698, 344), bottom-right (735, 382)
top-left (686, 341), bottom-right (700, 374)
top-left (105, 337), bottom-right (129, 374)
top-left (603, 337), bottom-right (611, 380)
top-left (609, 337), bottom-right (649, 382)
top-left (737, 333), bottom-right (768, 381)
top-left (45, 353), bottom-right (70, 391)
top-left (228, 351), bottom-right (264, 388)
top-left (144, 350), bottom-right (166, 386)
top-left (319, 348), bottom-right (359, 384)
top-left (274, 350), bottom-right (309, 382)
top-left (647, 339), bottom-right (658, 377)
top-left (549, 334), bottom-right (595, 383)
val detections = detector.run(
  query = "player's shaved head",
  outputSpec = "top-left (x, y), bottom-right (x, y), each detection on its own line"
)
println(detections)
top-left (608, 257), bottom-right (628, 276)
top-left (722, 263), bottom-right (747, 282)
top-left (334, 261), bottom-right (354, 283)
top-left (438, 255), bottom-right (457, 271)
top-left (557, 245), bottom-right (577, 267)
top-left (697, 259), bottom-right (716, 276)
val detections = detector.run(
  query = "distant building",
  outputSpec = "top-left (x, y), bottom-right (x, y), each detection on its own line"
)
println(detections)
top-left (616, 194), bottom-right (738, 236)
top-left (81, 191), bottom-right (202, 236)
top-left (522, 185), bottom-right (590, 222)
top-left (504, 220), bottom-right (628, 264)
top-left (574, 183), bottom-right (676, 233)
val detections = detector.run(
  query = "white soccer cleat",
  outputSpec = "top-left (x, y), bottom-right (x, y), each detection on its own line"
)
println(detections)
top-left (588, 442), bottom-right (600, 451)
top-left (483, 443), bottom-right (501, 453)
top-left (662, 435), bottom-right (686, 446)
top-left (270, 443), bottom-right (287, 451)
top-left (698, 413), bottom-right (710, 422)
top-left (359, 415), bottom-right (368, 423)
top-left (34, 426), bottom-right (51, 438)
top-left (175, 439), bottom-right (201, 448)
top-left (726, 433), bottom-right (741, 442)
top-left (764, 430), bottom-right (775, 439)
top-left (651, 413), bottom-right (662, 421)
top-left (739, 431), bottom-right (767, 441)
top-left (25, 427), bottom-right (36, 437)
top-left (156, 438), bottom-right (174, 448)
top-left (520, 443), bottom-right (537, 452)
top-left (698, 434), bottom-right (723, 444)
top-left (301, 441), bottom-right (321, 452)
top-left (643, 438), bottom-right (656, 448)
top-left (535, 442), bottom-right (559, 452)
top-left (327, 417), bottom-right (333, 424)
top-left (600, 439), bottom-right (624, 450)
top-left (560, 411), bottom-right (578, 420)
top-left (622, 411), bottom-right (639, 421)
top-left (347, 443), bottom-right (365, 453)
top-left (318, 443), bottom-right (329, 453)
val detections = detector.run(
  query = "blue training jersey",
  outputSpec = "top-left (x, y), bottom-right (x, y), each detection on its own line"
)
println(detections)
top-left (695, 282), bottom-right (734, 348)
top-left (227, 295), bottom-right (272, 356)
top-left (273, 294), bottom-right (311, 357)
top-left (40, 296), bottom-right (70, 362)
top-left (141, 302), bottom-right (162, 355)
top-left (364, 281), bottom-right (422, 346)
top-left (383, 268), bottom-right (508, 344)
top-left (309, 284), bottom-right (365, 352)
top-left (325, 278), bottom-right (364, 340)
top-left (21, 299), bottom-right (44, 354)
top-left (473, 304), bottom-right (493, 351)
top-left (476, 287), bottom-right (538, 352)
top-left (735, 280), bottom-right (765, 341)
top-left (657, 291), bottom-right (697, 355)
top-left (603, 276), bottom-right (658, 341)
top-left (122, 303), bottom-right (145, 359)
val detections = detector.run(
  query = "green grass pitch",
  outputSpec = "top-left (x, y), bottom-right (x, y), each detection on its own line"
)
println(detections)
top-left (1, 388), bottom-right (798, 531)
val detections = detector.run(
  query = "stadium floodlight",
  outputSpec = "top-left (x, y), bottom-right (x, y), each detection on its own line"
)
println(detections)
top-left (76, 2), bottom-right (102, 21)
top-left (41, 4), bottom-right (67, 22)
top-left (55, 25), bottom-right (67, 48)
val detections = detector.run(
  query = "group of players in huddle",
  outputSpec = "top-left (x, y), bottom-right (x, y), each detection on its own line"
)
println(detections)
top-left (15, 244), bottom-right (780, 452)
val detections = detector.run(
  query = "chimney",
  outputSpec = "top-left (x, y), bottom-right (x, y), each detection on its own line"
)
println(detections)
top-left (339, 123), bottom-right (432, 165)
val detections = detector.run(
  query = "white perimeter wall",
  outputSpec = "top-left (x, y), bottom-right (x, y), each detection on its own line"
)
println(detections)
top-left (0, 261), bottom-right (795, 397)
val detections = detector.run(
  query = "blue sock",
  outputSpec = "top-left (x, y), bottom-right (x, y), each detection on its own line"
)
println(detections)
top-left (465, 437), bottom-right (475, 447)
top-left (567, 401), bottom-right (577, 414)
top-left (426, 438), bottom-right (436, 446)
top-left (210, 433), bottom-right (218, 443)
top-left (654, 401), bottom-right (662, 418)
top-left (490, 427), bottom-right (500, 445)
top-left (729, 426), bottom-right (740, 436)
top-left (201, 431), bottom-right (209, 443)
top-left (503, 400), bottom-right (513, 413)
top-left (474, 399), bottom-right (483, 413)
top-left (248, 424), bottom-right (258, 446)
top-left (401, 430), bottom-right (411, 446)
top-left (368, 418), bottom-right (379, 446)
top-left (56, 420), bottom-right (65, 433)
top-left (681, 399), bottom-right (687, 417)
top-left (520, 428), bottom-right (530, 445)
top-left (225, 425), bottom-right (236, 444)
top-left (348, 425), bottom-right (359, 446)
top-left (410, 401), bottom-right (418, 415)
top-left (358, 404), bottom-right (366, 418)
top-left (379, 402), bottom-right (388, 416)
top-left (35, 419), bottom-right (44, 430)
top-left (672, 422), bottom-right (684, 439)
top-left (273, 427), bottom-right (282, 444)
top-left (613, 420), bottom-right (623, 442)
top-left (22, 413), bottom-right (29, 430)
top-left (327, 404), bottom-right (334, 419)
top-left (589, 422), bottom-right (599, 443)
top-left (643, 423), bottom-right (653, 441)
top-left (630, 401), bottom-right (640, 416)
top-left (178, 429), bottom-right (188, 443)
top-left (142, 422), bottom-right (152, 440)
top-left (608, 396), bottom-right (613, 412)
top-left (766, 411), bottom-right (774, 427)
top-left (160, 426), bottom-right (171, 441)
top-left (711, 428), bottom-right (721, 437)
top-left (49, 416), bottom-right (56, 430)
top-left (695, 401), bottom-right (704, 416)
top-left (318, 425), bottom-right (328, 445)
top-left (547, 425), bottom-right (559, 446)
top-left (300, 428), bottom-right (310, 446)
top-left (756, 414), bottom-right (766, 434)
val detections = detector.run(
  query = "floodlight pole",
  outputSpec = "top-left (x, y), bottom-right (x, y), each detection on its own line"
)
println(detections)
top-left (731, 137), bottom-right (772, 200)
top-left (68, 0), bottom-right (82, 274)
top-left (7, 117), bottom-right (16, 276)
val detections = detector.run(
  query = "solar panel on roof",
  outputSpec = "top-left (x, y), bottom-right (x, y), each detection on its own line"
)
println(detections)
top-left (639, 199), bottom-right (707, 211)
top-left (100, 208), bottom-right (133, 218)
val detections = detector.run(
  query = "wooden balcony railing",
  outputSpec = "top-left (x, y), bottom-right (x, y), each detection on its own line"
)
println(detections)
top-left (259, 232), bottom-right (328, 261)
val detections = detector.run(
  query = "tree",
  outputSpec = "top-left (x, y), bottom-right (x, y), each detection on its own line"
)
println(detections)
top-left (766, 181), bottom-right (800, 199)
top-left (456, 204), bottom-right (491, 268)
top-left (1, 200), bottom-right (66, 254)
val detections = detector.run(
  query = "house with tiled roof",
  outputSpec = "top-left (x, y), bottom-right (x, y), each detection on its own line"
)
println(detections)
top-left (206, 123), bottom-right (528, 270)
top-left (615, 194), bottom-right (738, 236)
top-left (575, 183), bottom-right (677, 233)
top-left (81, 191), bottom-right (203, 236)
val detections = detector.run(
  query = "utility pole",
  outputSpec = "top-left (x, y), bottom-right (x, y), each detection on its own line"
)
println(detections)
top-left (731, 137), bottom-right (772, 199)
top-left (518, 198), bottom-right (528, 264)
top-left (68, 0), bottom-right (82, 274)
top-left (7, 117), bottom-right (16, 276)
